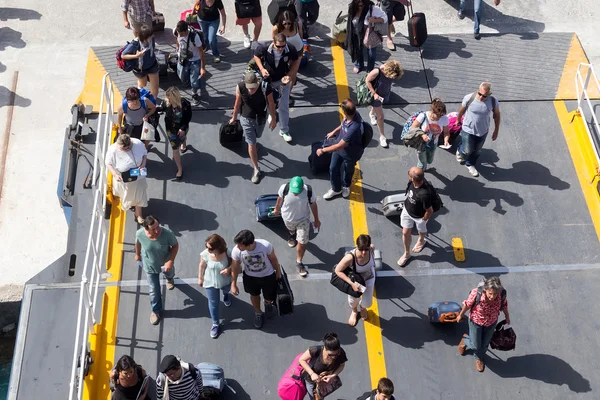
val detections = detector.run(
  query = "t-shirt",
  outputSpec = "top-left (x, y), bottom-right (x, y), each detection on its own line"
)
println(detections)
top-left (138, 38), bottom-right (156, 70)
top-left (404, 181), bottom-right (432, 219)
top-left (416, 111), bottom-right (449, 149)
top-left (301, 345), bottom-right (348, 383)
top-left (135, 226), bottom-right (178, 274)
top-left (461, 92), bottom-right (499, 137)
top-left (277, 184), bottom-right (315, 223)
top-left (231, 239), bottom-right (275, 278)
top-left (337, 113), bottom-right (364, 161)
top-left (200, 248), bottom-right (232, 289)
top-left (254, 43), bottom-right (299, 83)
top-left (195, 0), bottom-right (224, 21)
top-left (156, 367), bottom-right (203, 400)
top-left (238, 81), bottom-right (273, 119)
top-left (105, 139), bottom-right (147, 172)
top-left (174, 29), bottom-right (204, 62)
top-left (112, 367), bottom-right (145, 400)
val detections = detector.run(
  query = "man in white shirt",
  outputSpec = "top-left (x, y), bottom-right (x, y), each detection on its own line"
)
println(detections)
top-left (174, 20), bottom-right (206, 106)
top-left (230, 230), bottom-right (282, 329)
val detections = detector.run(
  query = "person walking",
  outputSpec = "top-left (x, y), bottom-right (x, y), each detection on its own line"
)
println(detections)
top-left (334, 234), bottom-right (376, 326)
top-left (317, 98), bottom-right (364, 200)
top-left (295, 0), bottom-right (319, 39)
top-left (409, 98), bottom-right (450, 170)
top-left (110, 355), bottom-right (149, 400)
top-left (105, 134), bottom-right (148, 225)
top-left (230, 230), bottom-right (282, 329)
top-left (273, 176), bottom-right (320, 277)
top-left (253, 33), bottom-right (300, 143)
top-left (198, 234), bottom-right (233, 339)
top-left (272, 10), bottom-right (304, 107)
top-left (299, 332), bottom-right (347, 400)
top-left (456, 277), bottom-right (511, 372)
top-left (120, 25), bottom-right (159, 98)
top-left (397, 167), bottom-right (432, 267)
top-left (121, 0), bottom-right (153, 37)
top-left (357, 377), bottom-right (397, 400)
top-left (156, 355), bottom-right (203, 400)
top-left (455, 82), bottom-right (500, 177)
top-left (458, 0), bottom-right (501, 39)
top-left (158, 86), bottom-right (192, 181)
top-left (235, 0), bottom-right (263, 49)
top-left (194, 0), bottom-right (227, 63)
top-left (381, 0), bottom-right (410, 50)
top-left (345, 0), bottom-right (386, 73)
top-left (117, 87), bottom-right (157, 148)
top-left (230, 72), bottom-right (277, 184)
top-left (366, 60), bottom-right (404, 148)
top-left (135, 216), bottom-right (179, 325)
top-left (174, 20), bottom-right (206, 106)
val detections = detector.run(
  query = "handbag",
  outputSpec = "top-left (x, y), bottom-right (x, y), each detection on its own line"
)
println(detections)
top-left (277, 353), bottom-right (308, 400)
top-left (330, 252), bottom-right (366, 298)
top-left (120, 150), bottom-right (140, 182)
top-left (141, 120), bottom-right (155, 141)
top-left (235, 0), bottom-right (261, 19)
top-left (314, 374), bottom-right (342, 399)
top-left (363, 6), bottom-right (383, 48)
top-left (490, 319), bottom-right (517, 351)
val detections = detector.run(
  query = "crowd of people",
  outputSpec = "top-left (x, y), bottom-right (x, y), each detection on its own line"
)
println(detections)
top-left (110, 0), bottom-right (509, 399)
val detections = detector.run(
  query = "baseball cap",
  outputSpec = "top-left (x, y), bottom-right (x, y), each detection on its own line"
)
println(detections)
top-left (244, 72), bottom-right (259, 90)
top-left (289, 176), bottom-right (304, 194)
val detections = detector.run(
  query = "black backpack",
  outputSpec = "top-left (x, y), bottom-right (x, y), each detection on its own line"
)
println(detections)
top-left (282, 183), bottom-right (313, 204)
top-left (405, 179), bottom-right (443, 213)
top-left (267, 0), bottom-right (297, 25)
top-left (361, 122), bottom-right (373, 148)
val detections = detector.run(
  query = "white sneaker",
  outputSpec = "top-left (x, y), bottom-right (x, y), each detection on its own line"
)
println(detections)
top-left (456, 150), bottom-right (465, 163)
top-left (342, 187), bottom-right (350, 198)
top-left (369, 113), bottom-right (378, 125)
top-left (467, 165), bottom-right (479, 177)
top-left (279, 131), bottom-right (292, 142)
top-left (243, 35), bottom-right (251, 49)
top-left (323, 189), bottom-right (342, 200)
top-left (379, 136), bottom-right (388, 148)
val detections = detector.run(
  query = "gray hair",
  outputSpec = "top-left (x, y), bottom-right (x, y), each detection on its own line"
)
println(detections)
top-left (480, 82), bottom-right (492, 91)
top-left (116, 134), bottom-right (132, 148)
top-left (484, 276), bottom-right (503, 292)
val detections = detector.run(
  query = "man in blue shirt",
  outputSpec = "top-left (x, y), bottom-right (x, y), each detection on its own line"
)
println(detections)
top-left (317, 98), bottom-right (364, 200)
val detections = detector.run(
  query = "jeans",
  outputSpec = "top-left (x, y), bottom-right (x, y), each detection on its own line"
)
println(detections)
top-left (330, 152), bottom-right (357, 192)
top-left (304, 379), bottom-right (317, 400)
top-left (459, 0), bottom-right (483, 33)
top-left (354, 44), bottom-right (377, 73)
top-left (417, 144), bottom-right (438, 170)
top-left (463, 318), bottom-right (497, 360)
top-left (146, 267), bottom-right (175, 314)
top-left (458, 130), bottom-right (487, 167)
top-left (271, 80), bottom-right (291, 133)
top-left (199, 18), bottom-right (220, 57)
top-left (205, 285), bottom-right (231, 325)
top-left (177, 59), bottom-right (204, 92)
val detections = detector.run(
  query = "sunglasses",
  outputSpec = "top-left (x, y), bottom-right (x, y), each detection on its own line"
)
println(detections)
top-left (274, 44), bottom-right (286, 49)
top-left (283, 22), bottom-right (292, 26)
top-left (478, 92), bottom-right (491, 98)
top-left (326, 351), bottom-right (340, 358)
top-left (357, 247), bottom-right (370, 252)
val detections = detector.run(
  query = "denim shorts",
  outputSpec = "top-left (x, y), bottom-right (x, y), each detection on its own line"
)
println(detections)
top-left (133, 60), bottom-right (159, 78)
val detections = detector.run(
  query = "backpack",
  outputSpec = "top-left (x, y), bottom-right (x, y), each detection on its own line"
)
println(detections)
top-left (173, 27), bottom-right (208, 60)
top-left (282, 183), bottom-right (313, 204)
top-left (470, 281), bottom-right (507, 311)
top-left (401, 111), bottom-right (428, 151)
top-left (116, 40), bottom-right (140, 72)
top-left (356, 71), bottom-right (380, 107)
top-left (361, 121), bottom-right (373, 148)
top-left (182, 363), bottom-right (226, 399)
top-left (405, 179), bottom-right (443, 213)
top-left (122, 88), bottom-right (157, 113)
top-left (267, 0), bottom-right (297, 25)
top-left (332, 11), bottom-right (348, 47)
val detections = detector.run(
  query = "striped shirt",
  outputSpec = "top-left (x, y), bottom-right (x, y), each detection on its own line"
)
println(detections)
top-left (121, 0), bottom-right (152, 22)
top-left (156, 367), bottom-right (203, 400)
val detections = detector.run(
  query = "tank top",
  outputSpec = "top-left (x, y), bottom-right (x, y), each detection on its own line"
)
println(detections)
top-left (284, 23), bottom-right (303, 56)
top-left (352, 248), bottom-right (375, 282)
top-left (376, 68), bottom-right (394, 100)
top-left (125, 104), bottom-right (146, 126)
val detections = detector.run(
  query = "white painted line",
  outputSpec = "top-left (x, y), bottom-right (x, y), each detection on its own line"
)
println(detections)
top-left (8, 284), bottom-right (33, 400)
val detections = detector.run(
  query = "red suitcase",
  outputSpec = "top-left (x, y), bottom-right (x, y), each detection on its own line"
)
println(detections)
top-left (407, 4), bottom-right (427, 47)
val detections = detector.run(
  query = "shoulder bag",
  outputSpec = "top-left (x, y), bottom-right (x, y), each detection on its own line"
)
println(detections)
top-left (330, 251), bottom-right (366, 298)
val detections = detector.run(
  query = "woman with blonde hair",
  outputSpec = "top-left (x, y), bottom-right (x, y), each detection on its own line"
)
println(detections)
top-left (409, 98), bottom-right (450, 170)
top-left (105, 134), bottom-right (148, 224)
top-left (158, 87), bottom-right (192, 181)
top-left (366, 60), bottom-right (403, 148)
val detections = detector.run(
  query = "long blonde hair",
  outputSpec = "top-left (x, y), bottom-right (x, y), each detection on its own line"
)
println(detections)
top-left (165, 86), bottom-right (182, 109)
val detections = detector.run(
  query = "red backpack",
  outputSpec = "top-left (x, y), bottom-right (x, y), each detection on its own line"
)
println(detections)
top-left (116, 41), bottom-right (139, 72)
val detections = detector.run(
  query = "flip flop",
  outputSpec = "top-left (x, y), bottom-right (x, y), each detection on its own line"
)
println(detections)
top-left (397, 255), bottom-right (411, 267)
top-left (348, 311), bottom-right (359, 327)
top-left (412, 241), bottom-right (427, 253)
top-left (180, 146), bottom-right (189, 153)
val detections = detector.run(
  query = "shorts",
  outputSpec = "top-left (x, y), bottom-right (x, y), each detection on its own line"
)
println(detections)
top-left (243, 272), bottom-right (277, 300)
top-left (400, 208), bottom-right (428, 233)
top-left (168, 129), bottom-right (187, 150)
top-left (240, 115), bottom-right (265, 145)
top-left (124, 123), bottom-right (143, 140)
top-left (385, 2), bottom-right (406, 23)
top-left (133, 61), bottom-right (159, 78)
top-left (235, 15), bottom-right (262, 26)
top-left (284, 218), bottom-right (311, 245)
top-left (128, 13), bottom-right (153, 33)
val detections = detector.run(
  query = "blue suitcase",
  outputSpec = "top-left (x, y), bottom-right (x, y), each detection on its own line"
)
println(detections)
top-left (255, 194), bottom-right (282, 222)
top-left (428, 301), bottom-right (461, 323)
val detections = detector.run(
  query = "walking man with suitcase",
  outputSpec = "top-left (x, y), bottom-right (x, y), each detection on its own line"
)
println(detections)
top-left (121, 0), bottom-right (154, 37)
top-left (231, 230), bottom-right (282, 329)
top-left (174, 21), bottom-right (206, 106)
top-left (458, 0), bottom-right (501, 39)
top-left (455, 82), bottom-right (501, 177)
top-left (397, 167), bottom-right (432, 267)
top-left (273, 176), bottom-right (321, 277)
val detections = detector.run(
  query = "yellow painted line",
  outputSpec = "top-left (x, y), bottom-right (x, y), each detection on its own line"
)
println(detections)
top-left (75, 48), bottom-right (123, 113)
top-left (83, 127), bottom-right (126, 399)
top-left (331, 40), bottom-right (387, 387)
top-left (556, 34), bottom-right (600, 99)
top-left (451, 237), bottom-right (465, 262)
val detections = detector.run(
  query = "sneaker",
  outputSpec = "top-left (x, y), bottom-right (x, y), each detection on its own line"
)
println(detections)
top-left (223, 293), bottom-right (232, 307)
top-left (243, 35), bottom-right (252, 49)
top-left (379, 136), bottom-right (388, 148)
top-left (323, 189), bottom-right (342, 200)
top-left (474, 32), bottom-right (481, 40)
top-left (467, 165), bottom-right (479, 177)
top-left (296, 262), bottom-right (308, 277)
top-left (210, 324), bottom-right (220, 338)
top-left (166, 279), bottom-right (175, 290)
top-left (251, 169), bottom-right (262, 184)
top-left (458, 10), bottom-right (465, 19)
top-left (253, 312), bottom-right (264, 329)
top-left (214, 56), bottom-right (221, 63)
top-left (287, 234), bottom-right (298, 248)
top-left (458, 334), bottom-right (467, 355)
top-left (455, 150), bottom-right (466, 163)
top-left (369, 113), bottom-right (378, 125)
top-left (191, 94), bottom-right (201, 107)
top-left (279, 130), bottom-right (293, 143)
top-left (150, 312), bottom-right (160, 325)
top-left (341, 187), bottom-right (350, 198)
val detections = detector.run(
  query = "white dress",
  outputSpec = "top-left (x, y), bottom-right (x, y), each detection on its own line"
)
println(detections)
top-left (105, 139), bottom-right (149, 210)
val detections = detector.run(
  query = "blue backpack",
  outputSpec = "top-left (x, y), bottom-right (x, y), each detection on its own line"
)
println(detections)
top-left (122, 88), bottom-right (157, 112)
top-left (400, 111), bottom-right (425, 140)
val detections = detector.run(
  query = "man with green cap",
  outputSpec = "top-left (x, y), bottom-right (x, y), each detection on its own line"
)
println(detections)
top-left (273, 176), bottom-right (320, 277)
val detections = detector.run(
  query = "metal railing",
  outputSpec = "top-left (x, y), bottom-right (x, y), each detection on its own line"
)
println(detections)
top-left (575, 63), bottom-right (600, 169)
top-left (68, 73), bottom-right (115, 400)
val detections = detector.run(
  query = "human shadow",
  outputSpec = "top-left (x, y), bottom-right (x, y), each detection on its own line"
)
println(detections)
top-left (305, 243), bottom-right (347, 273)
top-left (223, 379), bottom-right (252, 400)
top-left (420, 35), bottom-right (473, 60)
top-left (178, 145), bottom-right (248, 188)
top-left (417, 241), bottom-right (506, 273)
top-left (0, 27), bottom-right (26, 51)
top-left (288, 109), bottom-right (341, 146)
top-left (486, 354), bottom-right (591, 393)
top-left (161, 281), bottom-right (210, 320)
top-left (259, 146), bottom-right (322, 181)
top-left (374, 275), bottom-right (416, 300)
top-left (0, 7), bottom-right (42, 21)
top-left (478, 158), bottom-right (570, 190)
top-left (0, 85), bottom-right (31, 108)
top-left (145, 198), bottom-right (219, 236)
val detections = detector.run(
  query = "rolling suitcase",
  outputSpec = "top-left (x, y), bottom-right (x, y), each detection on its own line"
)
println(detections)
top-left (156, 50), bottom-right (168, 77)
top-left (196, 362), bottom-right (227, 397)
top-left (219, 121), bottom-right (244, 146)
top-left (407, 3), bottom-right (427, 47)
top-left (255, 194), bottom-right (282, 222)
top-left (381, 193), bottom-right (406, 217)
top-left (276, 267), bottom-right (294, 316)
top-left (428, 301), bottom-right (461, 323)
top-left (308, 138), bottom-right (333, 175)
top-left (152, 12), bottom-right (165, 32)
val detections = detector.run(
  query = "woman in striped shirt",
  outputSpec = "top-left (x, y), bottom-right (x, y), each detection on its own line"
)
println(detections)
top-left (156, 355), bottom-right (204, 400)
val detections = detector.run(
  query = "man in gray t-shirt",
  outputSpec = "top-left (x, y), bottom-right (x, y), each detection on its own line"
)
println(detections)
top-left (456, 82), bottom-right (501, 177)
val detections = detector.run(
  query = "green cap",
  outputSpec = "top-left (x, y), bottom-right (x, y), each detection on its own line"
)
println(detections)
top-left (289, 176), bottom-right (304, 194)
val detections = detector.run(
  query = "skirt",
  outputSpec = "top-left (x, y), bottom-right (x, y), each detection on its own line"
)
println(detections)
top-left (113, 177), bottom-right (149, 210)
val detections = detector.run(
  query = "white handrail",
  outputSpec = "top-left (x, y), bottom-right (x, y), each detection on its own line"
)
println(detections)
top-left (68, 73), bottom-right (115, 400)
top-left (575, 63), bottom-right (600, 168)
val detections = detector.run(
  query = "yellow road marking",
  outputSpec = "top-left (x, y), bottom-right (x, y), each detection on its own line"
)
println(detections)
top-left (75, 49), bottom-right (123, 113)
top-left (556, 34), bottom-right (599, 99)
top-left (331, 41), bottom-right (387, 387)
top-left (451, 237), bottom-right (465, 262)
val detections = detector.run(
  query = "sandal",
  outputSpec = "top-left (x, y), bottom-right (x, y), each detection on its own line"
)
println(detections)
top-left (180, 145), bottom-right (188, 153)
top-left (136, 216), bottom-right (145, 225)
top-left (397, 254), bottom-right (411, 267)
top-left (348, 311), bottom-right (359, 327)
top-left (353, 66), bottom-right (360, 74)
top-left (412, 240), bottom-right (427, 253)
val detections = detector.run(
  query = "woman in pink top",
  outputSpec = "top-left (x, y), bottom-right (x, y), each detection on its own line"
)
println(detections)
top-left (456, 277), bottom-right (511, 372)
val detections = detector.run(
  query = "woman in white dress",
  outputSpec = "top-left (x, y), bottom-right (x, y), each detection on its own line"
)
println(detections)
top-left (105, 134), bottom-right (149, 224)
top-left (334, 234), bottom-right (377, 326)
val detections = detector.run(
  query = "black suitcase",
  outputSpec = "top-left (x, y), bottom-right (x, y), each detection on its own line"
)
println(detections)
top-left (152, 12), bottom-right (165, 32)
top-left (407, 4), bottom-right (427, 47)
top-left (255, 194), bottom-right (282, 222)
top-left (308, 138), bottom-right (333, 175)
top-left (219, 121), bottom-right (244, 146)
top-left (276, 267), bottom-right (294, 316)
top-left (156, 50), bottom-right (168, 77)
